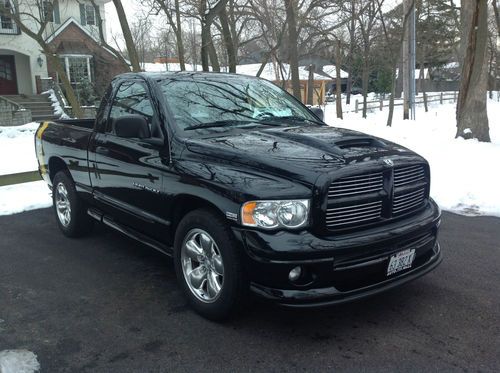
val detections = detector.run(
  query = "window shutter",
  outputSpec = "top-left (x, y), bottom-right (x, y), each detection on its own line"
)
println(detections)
top-left (80, 3), bottom-right (86, 26)
top-left (53, 2), bottom-right (60, 24)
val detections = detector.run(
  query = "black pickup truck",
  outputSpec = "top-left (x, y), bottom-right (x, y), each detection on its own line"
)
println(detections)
top-left (35, 72), bottom-right (441, 320)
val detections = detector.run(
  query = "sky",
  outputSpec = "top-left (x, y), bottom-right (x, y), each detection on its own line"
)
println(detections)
top-left (104, 0), bottom-right (402, 50)
top-left (104, 0), bottom-right (138, 46)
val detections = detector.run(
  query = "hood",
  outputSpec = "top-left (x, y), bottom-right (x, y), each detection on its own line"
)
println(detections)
top-left (183, 125), bottom-right (423, 183)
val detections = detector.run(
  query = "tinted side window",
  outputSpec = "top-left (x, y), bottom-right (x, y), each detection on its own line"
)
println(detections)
top-left (108, 81), bottom-right (156, 135)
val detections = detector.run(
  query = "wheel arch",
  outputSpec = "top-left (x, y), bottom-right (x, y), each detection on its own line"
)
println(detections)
top-left (48, 157), bottom-right (70, 183)
top-left (169, 194), bottom-right (230, 239)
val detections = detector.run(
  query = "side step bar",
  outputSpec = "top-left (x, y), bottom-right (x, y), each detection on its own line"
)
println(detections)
top-left (87, 208), bottom-right (173, 257)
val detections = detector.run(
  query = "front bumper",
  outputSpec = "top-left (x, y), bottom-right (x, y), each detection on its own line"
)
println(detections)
top-left (232, 199), bottom-right (442, 306)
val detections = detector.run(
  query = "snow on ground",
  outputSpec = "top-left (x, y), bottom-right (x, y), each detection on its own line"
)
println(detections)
top-left (0, 122), bottom-right (52, 215)
top-left (0, 97), bottom-right (499, 218)
top-left (0, 122), bottom-right (40, 175)
top-left (0, 181), bottom-right (52, 215)
top-left (324, 97), bottom-right (500, 217)
top-left (0, 349), bottom-right (40, 373)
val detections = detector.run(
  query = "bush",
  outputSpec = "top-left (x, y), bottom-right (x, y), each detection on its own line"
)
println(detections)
top-left (74, 80), bottom-right (98, 106)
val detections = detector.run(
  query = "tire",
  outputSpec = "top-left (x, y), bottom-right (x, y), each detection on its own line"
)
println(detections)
top-left (174, 208), bottom-right (247, 321)
top-left (52, 171), bottom-right (93, 238)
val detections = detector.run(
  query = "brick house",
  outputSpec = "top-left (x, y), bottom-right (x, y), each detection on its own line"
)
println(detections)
top-left (0, 0), bottom-right (128, 97)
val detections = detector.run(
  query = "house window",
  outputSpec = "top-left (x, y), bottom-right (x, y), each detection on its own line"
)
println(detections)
top-left (0, 59), bottom-right (13, 80)
top-left (1, 0), bottom-right (14, 30)
top-left (59, 55), bottom-right (94, 84)
top-left (42, 1), bottom-right (53, 22)
top-left (85, 5), bottom-right (95, 25)
top-left (80, 4), bottom-right (96, 26)
top-left (40, 1), bottom-right (60, 24)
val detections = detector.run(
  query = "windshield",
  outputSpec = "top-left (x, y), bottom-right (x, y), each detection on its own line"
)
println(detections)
top-left (157, 75), bottom-right (319, 130)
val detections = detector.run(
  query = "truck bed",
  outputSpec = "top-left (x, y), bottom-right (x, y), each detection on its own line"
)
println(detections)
top-left (53, 118), bottom-right (95, 130)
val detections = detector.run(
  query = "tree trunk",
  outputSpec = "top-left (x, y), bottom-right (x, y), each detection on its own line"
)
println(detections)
top-left (284, 0), bottom-right (301, 100)
top-left (387, 65), bottom-right (397, 126)
top-left (402, 0), bottom-right (410, 119)
top-left (361, 53), bottom-right (369, 118)
top-left (174, 0), bottom-right (186, 70)
top-left (493, 0), bottom-right (500, 38)
top-left (335, 40), bottom-right (343, 119)
top-left (306, 64), bottom-right (315, 105)
top-left (113, 0), bottom-right (140, 72)
top-left (208, 32), bottom-right (221, 72)
top-left (200, 22), bottom-right (210, 71)
top-left (346, 1), bottom-right (355, 105)
top-left (420, 53), bottom-right (428, 112)
top-left (219, 7), bottom-right (236, 73)
top-left (456, 0), bottom-right (490, 142)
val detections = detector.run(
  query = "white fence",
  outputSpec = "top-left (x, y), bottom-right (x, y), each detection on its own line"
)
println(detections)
top-left (351, 92), bottom-right (458, 114)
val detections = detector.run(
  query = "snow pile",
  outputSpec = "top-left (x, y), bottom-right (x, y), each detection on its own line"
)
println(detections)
top-left (321, 65), bottom-right (349, 79)
top-left (324, 98), bottom-right (500, 217)
top-left (234, 63), bottom-right (326, 81)
top-left (0, 122), bottom-right (52, 216)
top-left (41, 89), bottom-right (69, 119)
top-left (0, 122), bottom-right (40, 175)
top-left (0, 349), bottom-right (40, 373)
top-left (0, 181), bottom-right (52, 215)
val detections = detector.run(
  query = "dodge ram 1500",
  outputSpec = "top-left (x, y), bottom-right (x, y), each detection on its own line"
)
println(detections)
top-left (35, 72), bottom-right (442, 320)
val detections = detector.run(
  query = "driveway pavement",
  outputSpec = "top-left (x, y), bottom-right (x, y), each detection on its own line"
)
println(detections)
top-left (0, 208), bottom-right (499, 372)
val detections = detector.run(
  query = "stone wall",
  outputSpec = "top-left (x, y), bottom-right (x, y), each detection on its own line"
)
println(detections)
top-left (0, 99), bottom-right (32, 127)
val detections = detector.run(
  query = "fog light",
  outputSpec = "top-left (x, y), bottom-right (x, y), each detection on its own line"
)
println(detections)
top-left (289, 266), bottom-right (302, 282)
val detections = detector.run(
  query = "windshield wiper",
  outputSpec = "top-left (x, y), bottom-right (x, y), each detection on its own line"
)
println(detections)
top-left (260, 115), bottom-right (325, 126)
top-left (184, 120), bottom-right (253, 131)
top-left (184, 119), bottom-right (282, 131)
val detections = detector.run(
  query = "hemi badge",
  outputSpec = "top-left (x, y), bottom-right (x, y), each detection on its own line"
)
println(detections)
top-left (226, 212), bottom-right (238, 221)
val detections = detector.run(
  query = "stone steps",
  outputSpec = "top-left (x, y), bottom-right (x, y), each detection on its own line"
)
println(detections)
top-left (1, 94), bottom-right (58, 123)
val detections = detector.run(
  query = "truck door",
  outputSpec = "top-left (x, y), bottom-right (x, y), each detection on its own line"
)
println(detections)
top-left (90, 80), bottom-right (168, 240)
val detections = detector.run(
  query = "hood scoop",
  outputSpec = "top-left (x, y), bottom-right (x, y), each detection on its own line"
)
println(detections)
top-left (334, 137), bottom-right (387, 150)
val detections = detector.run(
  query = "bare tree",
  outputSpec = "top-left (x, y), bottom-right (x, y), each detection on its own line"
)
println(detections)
top-left (148, 0), bottom-right (187, 70)
top-left (456, 0), bottom-right (490, 141)
top-left (90, 0), bottom-right (130, 69)
top-left (284, 0), bottom-right (301, 99)
top-left (0, 0), bottom-right (83, 117)
top-left (113, 0), bottom-right (141, 72)
top-left (357, 0), bottom-right (384, 118)
top-left (130, 17), bottom-right (153, 68)
top-left (334, 38), bottom-right (344, 119)
top-left (198, 0), bottom-right (229, 71)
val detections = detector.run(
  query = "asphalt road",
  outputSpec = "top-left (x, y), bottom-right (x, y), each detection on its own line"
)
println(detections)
top-left (0, 208), bottom-right (499, 372)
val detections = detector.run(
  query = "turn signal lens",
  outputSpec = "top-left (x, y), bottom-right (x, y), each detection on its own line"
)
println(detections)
top-left (242, 201), bottom-right (257, 226)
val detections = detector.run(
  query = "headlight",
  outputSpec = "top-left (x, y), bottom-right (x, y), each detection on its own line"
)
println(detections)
top-left (241, 199), bottom-right (310, 229)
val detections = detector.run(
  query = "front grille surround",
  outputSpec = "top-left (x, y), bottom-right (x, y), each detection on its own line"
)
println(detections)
top-left (325, 163), bottom-right (429, 231)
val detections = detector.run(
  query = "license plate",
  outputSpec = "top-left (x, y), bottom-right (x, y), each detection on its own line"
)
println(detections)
top-left (387, 249), bottom-right (416, 276)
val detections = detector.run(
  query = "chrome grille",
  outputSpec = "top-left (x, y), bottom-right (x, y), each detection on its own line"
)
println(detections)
top-left (393, 187), bottom-right (426, 215)
top-left (325, 163), bottom-right (429, 231)
top-left (326, 201), bottom-right (382, 228)
top-left (394, 164), bottom-right (425, 188)
top-left (328, 172), bottom-right (383, 198)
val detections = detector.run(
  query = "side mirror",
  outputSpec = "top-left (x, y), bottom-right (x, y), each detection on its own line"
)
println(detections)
top-left (113, 115), bottom-right (151, 139)
top-left (309, 107), bottom-right (324, 122)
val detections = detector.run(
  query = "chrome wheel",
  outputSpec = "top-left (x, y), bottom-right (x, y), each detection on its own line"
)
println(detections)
top-left (55, 182), bottom-right (71, 227)
top-left (181, 229), bottom-right (224, 303)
